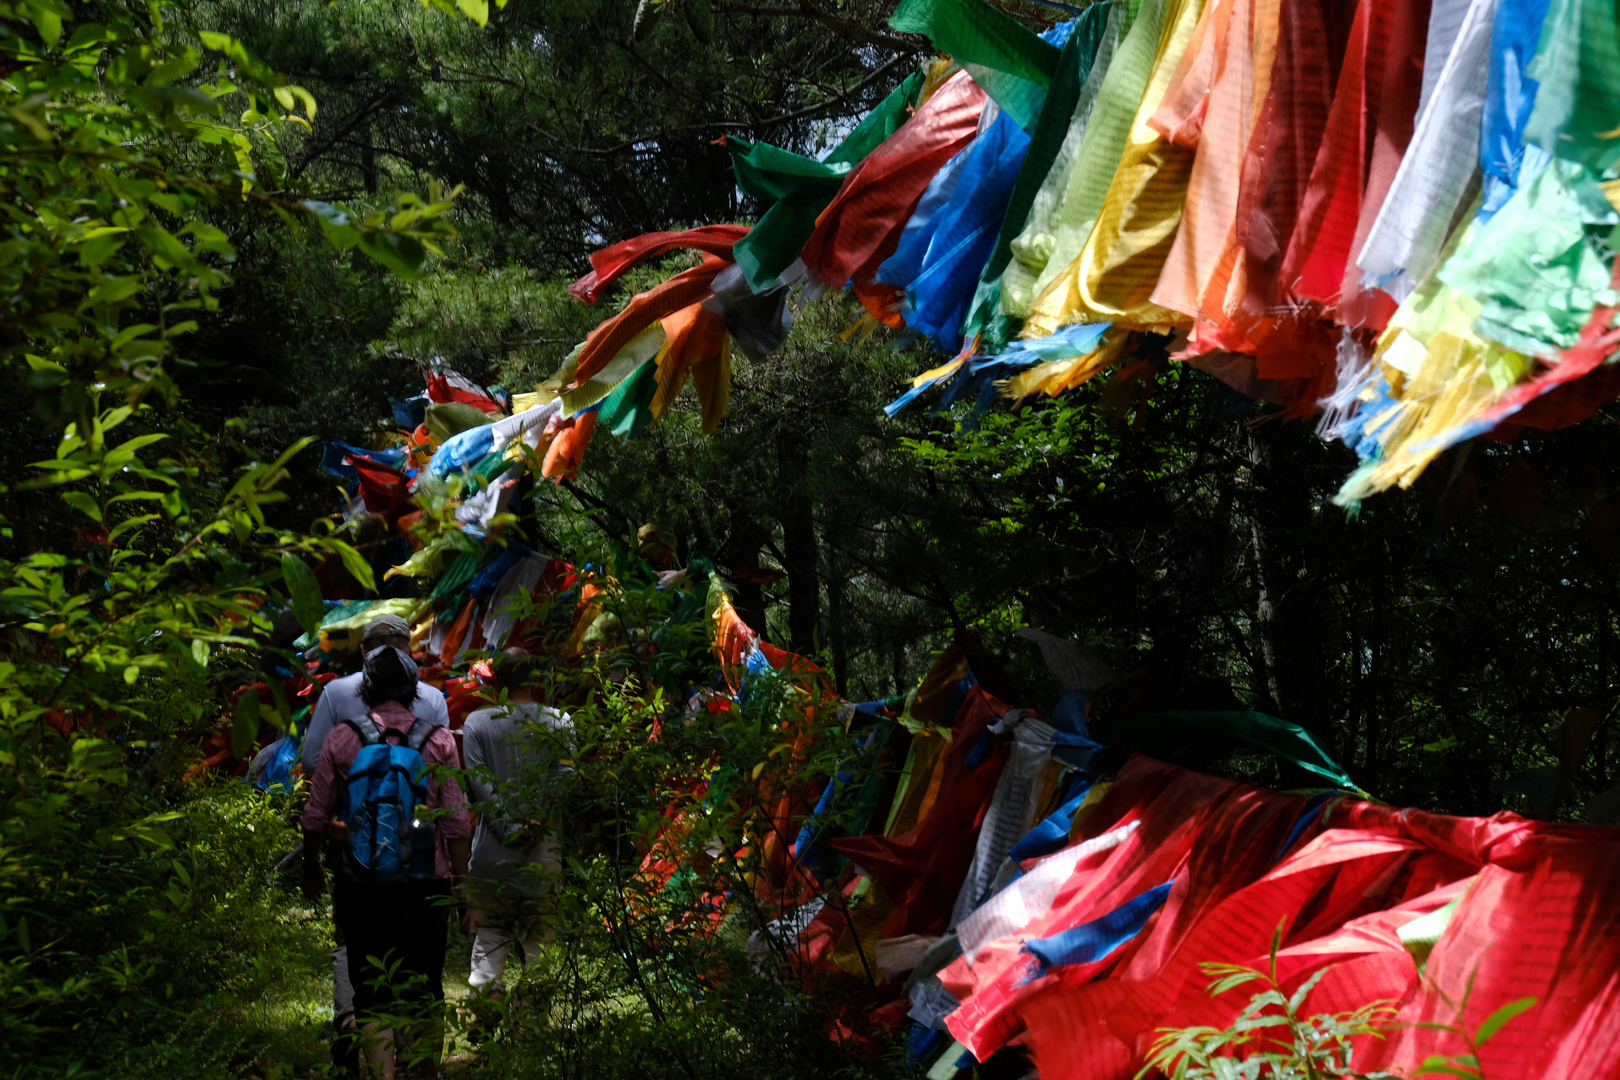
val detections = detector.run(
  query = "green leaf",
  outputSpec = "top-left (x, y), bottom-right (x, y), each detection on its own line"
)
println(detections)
top-left (103, 434), bottom-right (169, 475)
top-left (136, 223), bottom-right (208, 274)
top-left (61, 491), bottom-right (102, 522)
top-left (456, 0), bottom-right (490, 26)
top-left (356, 230), bottom-right (428, 279)
top-left (1229, 1015), bottom-right (1290, 1033)
top-left (78, 232), bottom-right (128, 266)
top-left (1474, 997), bottom-right (1536, 1046)
top-left (304, 200), bottom-right (359, 248)
top-left (25, 353), bottom-right (67, 373)
top-left (196, 29), bottom-right (277, 84)
top-left (285, 84), bottom-right (318, 121)
top-left (179, 221), bottom-right (233, 256)
top-left (683, 0), bottom-right (713, 44)
top-left (281, 552), bottom-right (325, 634)
top-left (8, 104), bottom-right (53, 142)
top-left (1207, 970), bottom-right (1263, 997)
top-left (232, 690), bottom-right (262, 758)
top-left (329, 539), bottom-right (377, 593)
top-left (1416, 1054), bottom-right (1483, 1079)
top-left (264, 678), bottom-right (292, 731)
top-left (145, 52), bottom-right (201, 87)
top-left (127, 821), bottom-right (177, 850)
top-left (191, 638), bottom-right (210, 668)
top-left (1286, 967), bottom-right (1329, 1015)
top-left (28, 0), bottom-right (65, 48)
top-left (265, 435), bottom-right (317, 475)
top-left (63, 21), bottom-right (109, 52)
top-left (78, 274), bottom-right (146, 313)
top-left (107, 513), bottom-right (161, 543)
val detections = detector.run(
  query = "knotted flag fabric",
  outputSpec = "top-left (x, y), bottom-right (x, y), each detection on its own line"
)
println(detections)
top-left (568, 224), bottom-right (750, 304)
top-left (729, 72), bottom-right (923, 292)
top-left (801, 71), bottom-right (988, 296)
top-left (569, 257), bottom-right (730, 387)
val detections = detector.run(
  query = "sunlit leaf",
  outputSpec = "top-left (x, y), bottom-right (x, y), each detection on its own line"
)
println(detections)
top-left (1474, 997), bottom-right (1536, 1046)
top-left (232, 690), bottom-right (262, 759)
top-left (281, 552), bottom-right (325, 635)
top-left (1416, 1054), bottom-right (1483, 1079)
top-left (357, 230), bottom-right (428, 279)
top-left (28, 0), bottom-right (64, 48)
top-left (329, 539), bottom-right (377, 593)
top-left (61, 491), bottom-right (102, 522)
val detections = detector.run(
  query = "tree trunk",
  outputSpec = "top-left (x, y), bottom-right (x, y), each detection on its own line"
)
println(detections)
top-left (1247, 432), bottom-right (1284, 713)
top-left (361, 123), bottom-right (378, 195)
top-left (827, 548), bottom-right (849, 698)
top-left (783, 487), bottom-right (820, 657)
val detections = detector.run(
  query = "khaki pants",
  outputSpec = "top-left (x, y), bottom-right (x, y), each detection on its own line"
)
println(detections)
top-left (468, 921), bottom-right (547, 995)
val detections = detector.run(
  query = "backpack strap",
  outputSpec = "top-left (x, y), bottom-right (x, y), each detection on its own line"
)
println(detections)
top-left (404, 716), bottom-right (436, 753)
top-left (342, 715), bottom-right (384, 746)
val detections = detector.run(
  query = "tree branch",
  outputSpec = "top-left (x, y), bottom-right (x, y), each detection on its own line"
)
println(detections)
top-left (721, 0), bottom-right (923, 51)
top-left (562, 51), bottom-right (912, 159)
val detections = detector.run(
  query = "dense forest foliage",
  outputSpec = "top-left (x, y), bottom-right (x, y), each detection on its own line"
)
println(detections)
top-left (2, 0), bottom-right (1617, 1076)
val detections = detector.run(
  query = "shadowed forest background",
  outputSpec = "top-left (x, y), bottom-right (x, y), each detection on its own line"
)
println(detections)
top-left (2, 0), bottom-right (1618, 1076)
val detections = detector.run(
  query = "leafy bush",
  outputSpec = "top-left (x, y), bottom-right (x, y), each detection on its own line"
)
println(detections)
top-left (1, 757), bottom-right (332, 1079)
top-left (447, 549), bottom-right (901, 1080)
top-left (0, 1), bottom-right (472, 1075)
top-left (1138, 924), bottom-right (1539, 1080)
top-left (1140, 925), bottom-right (1398, 1080)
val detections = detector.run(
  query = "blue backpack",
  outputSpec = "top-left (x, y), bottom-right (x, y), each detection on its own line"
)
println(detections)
top-left (337, 715), bottom-right (439, 883)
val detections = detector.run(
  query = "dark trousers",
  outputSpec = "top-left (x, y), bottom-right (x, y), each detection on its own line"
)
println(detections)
top-left (332, 876), bottom-right (451, 1023)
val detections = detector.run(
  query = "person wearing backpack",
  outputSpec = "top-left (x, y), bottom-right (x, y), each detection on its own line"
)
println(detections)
top-left (303, 614), bottom-right (450, 1070)
top-left (301, 644), bottom-right (471, 1079)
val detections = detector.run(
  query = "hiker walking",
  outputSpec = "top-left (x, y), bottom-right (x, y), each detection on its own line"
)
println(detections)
top-left (461, 649), bottom-right (572, 1004)
top-left (301, 614), bottom-right (449, 1064)
top-left (301, 643), bottom-right (470, 1079)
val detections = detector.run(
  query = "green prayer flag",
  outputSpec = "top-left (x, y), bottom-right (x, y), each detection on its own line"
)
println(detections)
top-left (1101, 710), bottom-right (1358, 791)
top-left (424, 401), bottom-right (493, 443)
top-left (1439, 158), bottom-right (1619, 356)
top-left (430, 549), bottom-right (481, 604)
top-left (1523, 0), bottom-right (1620, 171)
top-left (890, 0), bottom-right (1060, 88)
top-left (996, 0), bottom-right (1134, 318)
top-left (730, 138), bottom-right (852, 203)
top-left (827, 71), bottom-right (926, 166)
top-left (892, 0), bottom-right (1062, 129)
top-left (598, 358), bottom-right (660, 438)
top-left (729, 71), bottom-right (923, 292)
top-left (964, 1), bottom-right (1114, 345)
top-left (467, 447), bottom-right (512, 485)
